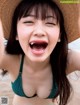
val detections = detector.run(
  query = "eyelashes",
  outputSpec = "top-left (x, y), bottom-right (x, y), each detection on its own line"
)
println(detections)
top-left (23, 21), bottom-right (34, 25)
top-left (23, 21), bottom-right (34, 23)
top-left (23, 20), bottom-right (57, 27)
top-left (45, 22), bottom-right (56, 26)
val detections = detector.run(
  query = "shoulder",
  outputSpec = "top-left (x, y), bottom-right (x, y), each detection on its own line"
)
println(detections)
top-left (66, 49), bottom-right (80, 74)
top-left (0, 51), bottom-right (20, 72)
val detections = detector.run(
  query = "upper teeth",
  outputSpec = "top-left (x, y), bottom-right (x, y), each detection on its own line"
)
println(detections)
top-left (30, 42), bottom-right (34, 45)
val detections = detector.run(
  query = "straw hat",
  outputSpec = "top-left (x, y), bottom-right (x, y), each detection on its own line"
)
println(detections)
top-left (0, 0), bottom-right (80, 42)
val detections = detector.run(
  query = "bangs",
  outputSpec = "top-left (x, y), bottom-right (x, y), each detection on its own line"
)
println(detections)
top-left (23, 4), bottom-right (57, 20)
top-left (17, 0), bottom-right (61, 24)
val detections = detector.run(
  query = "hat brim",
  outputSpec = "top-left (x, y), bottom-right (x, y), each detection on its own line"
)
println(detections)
top-left (54, 0), bottom-right (80, 42)
top-left (0, 0), bottom-right (80, 42)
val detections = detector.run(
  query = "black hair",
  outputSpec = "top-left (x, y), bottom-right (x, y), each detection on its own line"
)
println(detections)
top-left (5, 0), bottom-right (71, 105)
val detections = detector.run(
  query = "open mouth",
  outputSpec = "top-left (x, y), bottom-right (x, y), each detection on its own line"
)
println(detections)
top-left (29, 41), bottom-right (48, 55)
top-left (29, 41), bottom-right (48, 50)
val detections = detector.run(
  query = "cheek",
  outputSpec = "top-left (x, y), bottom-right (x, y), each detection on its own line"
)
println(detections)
top-left (17, 28), bottom-right (31, 43)
top-left (17, 23), bottom-right (30, 39)
top-left (49, 28), bottom-right (60, 41)
top-left (17, 28), bottom-right (28, 47)
top-left (48, 28), bottom-right (60, 50)
top-left (17, 28), bottom-right (27, 38)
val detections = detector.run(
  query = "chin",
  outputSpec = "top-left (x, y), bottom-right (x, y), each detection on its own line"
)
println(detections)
top-left (29, 55), bottom-right (50, 63)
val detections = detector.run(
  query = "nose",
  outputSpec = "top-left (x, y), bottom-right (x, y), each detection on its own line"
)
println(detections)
top-left (33, 22), bottom-right (46, 37)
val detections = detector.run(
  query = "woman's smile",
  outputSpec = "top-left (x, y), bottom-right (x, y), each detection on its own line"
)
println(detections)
top-left (29, 40), bottom-right (48, 55)
top-left (17, 13), bottom-right (60, 62)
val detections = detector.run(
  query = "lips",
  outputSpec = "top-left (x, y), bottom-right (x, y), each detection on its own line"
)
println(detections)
top-left (29, 40), bottom-right (48, 55)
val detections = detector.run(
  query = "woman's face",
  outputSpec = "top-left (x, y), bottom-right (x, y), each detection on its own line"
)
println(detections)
top-left (17, 9), bottom-right (60, 62)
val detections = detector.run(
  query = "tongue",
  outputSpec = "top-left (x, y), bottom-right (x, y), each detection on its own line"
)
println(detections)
top-left (31, 48), bottom-right (45, 55)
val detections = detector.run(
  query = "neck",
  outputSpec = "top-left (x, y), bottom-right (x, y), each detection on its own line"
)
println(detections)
top-left (24, 56), bottom-right (50, 73)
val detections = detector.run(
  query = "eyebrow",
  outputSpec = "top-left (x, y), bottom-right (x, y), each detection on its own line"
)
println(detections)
top-left (46, 16), bottom-right (57, 19)
top-left (25, 15), bottom-right (36, 17)
top-left (26, 14), bottom-right (55, 17)
top-left (24, 15), bottom-right (57, 20)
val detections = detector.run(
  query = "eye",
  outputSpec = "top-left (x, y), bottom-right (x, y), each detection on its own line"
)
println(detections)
top-left (23, 21), bottom-right (34, 25)
top-left (45, 22), bottom-right (56, 27)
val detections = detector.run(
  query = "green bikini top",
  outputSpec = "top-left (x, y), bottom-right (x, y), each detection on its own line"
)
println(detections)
top-left (11, 55), bottom-right (58, 98)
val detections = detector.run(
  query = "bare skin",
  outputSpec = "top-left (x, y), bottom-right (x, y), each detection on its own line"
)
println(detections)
top-left (0, 18), bottom-right (80, 105)
top-left (1, 49), bottom-right (80, 105)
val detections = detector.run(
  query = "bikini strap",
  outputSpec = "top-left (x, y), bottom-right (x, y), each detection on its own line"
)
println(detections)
top-left (19, 54), bottom-right (24, 73)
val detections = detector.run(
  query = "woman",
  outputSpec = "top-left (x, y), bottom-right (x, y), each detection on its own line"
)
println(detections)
top-left (0, 0), bottom-right (80, 105)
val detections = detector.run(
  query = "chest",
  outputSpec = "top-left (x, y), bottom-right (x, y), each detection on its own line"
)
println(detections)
top-left (8, 56), bottom-right (54, 99)
top-left (22, 69), bottom-right (53, 98)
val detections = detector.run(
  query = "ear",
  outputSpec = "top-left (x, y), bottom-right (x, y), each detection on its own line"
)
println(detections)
top-left (16, 35), bottom-right (19, 40)
top-left (58, 32), bottom-right (61, 42)
top-left (58, 38), bottom-right (61, 42)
